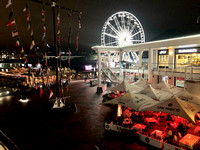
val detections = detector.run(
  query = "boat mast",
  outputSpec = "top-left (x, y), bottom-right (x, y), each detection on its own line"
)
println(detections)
top-left (51, 0), bottom-right (60, 102)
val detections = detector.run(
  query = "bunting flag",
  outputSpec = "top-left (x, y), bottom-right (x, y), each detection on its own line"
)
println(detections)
top-left (31, 29), bottom-right (33, 37)
top-left (49, 90), bottom-right (53, 99)
top-left (42, 33), bottom-right (46, 41)
top-left (36, 83), bottom-right (39, 90)
top-left (30, 40), bottom-right (35, 50)
top-left (6, 19), bottom-right (16, 27)
top-left (6, 0), bottom-right (12, 8)
top-left (39, 87), bottom-right (43, 97)
top-left (67, 85), bottom-right (69, 91)
top-left (27, 21), bottom-right (31, 31)
top-left (56, 13), bottom-right (60, 27)
top-left (45, 51), bottom-right (47, 66)
top-left (15, 40), bottom-right (20, 47)
top-left (75, 34), bottom-right (79, 50)
top-left (75, 12), bottom-right (82, 51)
top-left (23, 3), bottom-right (28, 12)
top-left (78, 12), bottom-right (82, 29)
top-left (21, 47), bottom-right (24, 54)
top-left (41, 5), bottom-right (45, 22)
top-left (43, 25), bottom-right (46, 33)
top-left (57, 29), bottom-right (60, 35)
top-left (8, 11), bottom-right (13, 20)
top-left (25, 57), bottom-right (28, 63)
top-left (26, 11), bottom-right (30, 22)
top-left (12, 29), bottom-right (18, 37)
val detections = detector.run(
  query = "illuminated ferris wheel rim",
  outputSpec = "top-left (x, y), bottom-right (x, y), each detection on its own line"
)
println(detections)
top-left (101, 11), bottom-right (145, 47)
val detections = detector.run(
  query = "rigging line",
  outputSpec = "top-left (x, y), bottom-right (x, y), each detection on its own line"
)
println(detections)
top-left (9, 4), bottom-right (23, 51)
top-left (30, 0), bottom-right (82, 14)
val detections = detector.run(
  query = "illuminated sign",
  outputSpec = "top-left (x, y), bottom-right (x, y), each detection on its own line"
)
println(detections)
top-left (176, 48), bottom-right (200, 54)
top-left (85, 65), bottom-right (93, 71)
top-left (178, 49), bottom-right (197, 53)
top-left (158, 49), bottom-right (168, 55)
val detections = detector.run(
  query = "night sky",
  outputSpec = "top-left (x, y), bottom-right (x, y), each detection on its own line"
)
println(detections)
top-left (0, 0), bottom-right (200, 54)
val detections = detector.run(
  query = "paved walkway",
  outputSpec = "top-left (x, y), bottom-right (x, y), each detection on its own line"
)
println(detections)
top-left (0, 80), bottom-right (157, 150)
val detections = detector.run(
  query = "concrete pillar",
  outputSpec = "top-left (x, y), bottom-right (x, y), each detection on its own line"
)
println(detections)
top-left (138, 50), bottom-right (143, 79)
top-left (148, 49), bottom-right (153, 83)
top-left (119, 51), bottom-right (123, 81)
top-left (97, 50), bottom-right (103, 93)
top-left (108, 51), bottom-right (111, 69)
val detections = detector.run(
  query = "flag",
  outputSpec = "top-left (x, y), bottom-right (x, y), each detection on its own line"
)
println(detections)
top-left (23, 3), bottom-right (28, 12)
top-left (57, 29), bottom-right (60, 35)
top-left (42, 33), bottom-right (46, 41)
top-left (49, 90), bottom-right (53, 99)
top-left (21, 47), bottom-right (24, 54)
top-left (28, 22), bottom-right (31, 31)
top-left (43, 25), bottom-right (46, 33)
top-left (36, 83), bottom-right (39, 90)
top-left (42, 10), bottom-right (45, 16)
top-left (39, 87), bottom-right (43, 97)
top-left (67, 85), bottom-right (69, 91)
top-left (75, 35), bottom-right (79, 50)
top-left (24, 57), bottom-right (28, 63)
top-left (6, 19), bottom-right (16, 27)
top-left (57, 36), bottom-right (60, 42)
top-left (12, 29), bottom-right (18, 37)
top-left (30, 40), bottom-right (35, 50)
top-left (9, 11), bottom-right (13, 20)
top-left (42, 16), bottom-right (45, 22)
top-left (45, 51), bottom-right (47, 66)
top-left (78, 12), bottom-right (82, 29)
top-left (15, 40), bottom-right (20, 47)
top-left (56, 20), bottom-right (60, 27)
top-left (6, 0), bottom-right (12, 8)
top-left (31, 30), bottom-right (33, 37)
top-left (61, 88), bottom-right (63, 95)
top-left (26, 11), bottom-right (30, 22)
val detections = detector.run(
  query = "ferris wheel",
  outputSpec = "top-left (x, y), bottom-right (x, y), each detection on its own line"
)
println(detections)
top-left (101, 11), bottom-right (145, 46)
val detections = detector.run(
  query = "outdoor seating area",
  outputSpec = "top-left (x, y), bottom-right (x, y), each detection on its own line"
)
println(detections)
top-left (105, 106), bottom-right (200, 149)
top-left (103, 79), bottom-right (200, 149)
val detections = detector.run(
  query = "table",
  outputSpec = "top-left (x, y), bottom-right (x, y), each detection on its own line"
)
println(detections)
top-left (132, 124), bottom-right (146, 131)
top-left (151, 130), bottom-right (164, 140)
top-left (179, 133), bottom-right (200, 149)
top-left (193, 126), bottom-right (200, 136)
top-left (145, 118), bottom-right (157, 124)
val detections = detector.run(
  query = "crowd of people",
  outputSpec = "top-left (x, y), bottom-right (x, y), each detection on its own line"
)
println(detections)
top-left (106, 105), bottom-right (200, 148)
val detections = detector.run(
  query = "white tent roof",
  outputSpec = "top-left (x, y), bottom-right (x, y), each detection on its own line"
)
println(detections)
top-left (151, 81), bottom-right (173, 93)
top-left (141, 96), bottom-right (200, 123)
top-left (110, 80), bottom-right (143, 92)
top-left (176, 89), bottom-right (200, 106)
top-left (139, 84), bottom-right (173, 101)
top-left (103, 92), bottom-right (157, 111)
top-left (131, 78), bottom-right (149, 89)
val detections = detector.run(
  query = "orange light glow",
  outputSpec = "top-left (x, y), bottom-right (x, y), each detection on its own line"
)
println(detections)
top-left (117, 105), bottom-right (122, 117)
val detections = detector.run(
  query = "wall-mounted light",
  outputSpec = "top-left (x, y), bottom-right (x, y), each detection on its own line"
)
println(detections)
top-left (169, 51), bottom-right (173, 55)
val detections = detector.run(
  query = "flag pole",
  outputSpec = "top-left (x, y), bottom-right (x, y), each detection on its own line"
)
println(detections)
top-left (51, 0), bottom-right (60, 104)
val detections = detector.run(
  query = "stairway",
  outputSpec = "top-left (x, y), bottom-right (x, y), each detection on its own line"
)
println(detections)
top-left (102, 67), bottom-right (120, 83)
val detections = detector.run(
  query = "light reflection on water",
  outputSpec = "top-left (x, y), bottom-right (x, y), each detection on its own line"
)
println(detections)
top-left (0, 96), bottom-right (12, 104)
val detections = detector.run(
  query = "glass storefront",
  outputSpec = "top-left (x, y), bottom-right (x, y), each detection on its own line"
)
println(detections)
top-left (176, 77), bottom-right (184, 87)
top-left (158, 49), bottom-right (169, 68)
top-left (176, 54), bottom-right (200, 67)
top-left (175, 48), bottom-right (200, 67)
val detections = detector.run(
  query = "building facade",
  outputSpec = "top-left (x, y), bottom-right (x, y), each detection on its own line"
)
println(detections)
top-left (92, 34), bottom-right (200, 92)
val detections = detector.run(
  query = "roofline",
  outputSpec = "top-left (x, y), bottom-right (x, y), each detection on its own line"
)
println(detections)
top-left (92, 34), bottom-right (200, 52)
